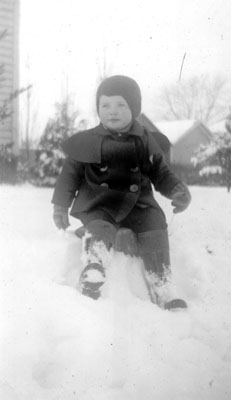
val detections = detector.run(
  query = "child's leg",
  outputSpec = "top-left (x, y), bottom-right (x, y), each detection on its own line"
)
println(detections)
top-left (78, 210), bottom-right (118, 252)
top-left (77, 211), bottom-right (117, 299)
top-left (122, 207), bottom-right (186, 308)
top-left (137, 229), bottom-right (170, 279)
top-left (122, 206), bottom-right (170, 275)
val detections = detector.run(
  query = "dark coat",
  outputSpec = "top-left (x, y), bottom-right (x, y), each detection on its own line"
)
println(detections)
top-left (52, 121), bottom-right (180, 222)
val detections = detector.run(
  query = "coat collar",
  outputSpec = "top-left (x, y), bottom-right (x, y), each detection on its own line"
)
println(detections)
top-left (61, 120), bottom-right (161, 163)
top-left (95, 120), bottom-right (145, 137)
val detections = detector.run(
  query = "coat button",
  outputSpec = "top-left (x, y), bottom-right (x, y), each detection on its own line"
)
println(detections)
top-left (100, 182), bottom-right (109, 189)
top-left (130, 184), bottom-right (139, 193)
top-left (100, 165), bottom-right (108, 172)
top-left (130, 166), bottom-right (139, 172)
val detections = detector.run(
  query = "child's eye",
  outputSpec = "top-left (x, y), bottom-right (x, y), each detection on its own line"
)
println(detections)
top-left (101, 104), bottom-right (109, 108)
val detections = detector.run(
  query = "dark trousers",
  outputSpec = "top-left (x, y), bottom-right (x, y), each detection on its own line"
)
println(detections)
top-left (79, 206), bottom-right (170, 277)
top-left (79, 205), bottom-right (167, 233)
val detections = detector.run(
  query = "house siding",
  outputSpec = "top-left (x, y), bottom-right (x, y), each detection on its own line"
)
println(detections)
top-left (0, 0), bottom-right (19, 152)
top-left (171, 128), bottom-right (211, 165)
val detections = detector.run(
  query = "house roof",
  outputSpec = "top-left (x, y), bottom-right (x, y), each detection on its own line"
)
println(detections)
top-left (140, 114), bottom-right (211, 145)
top-left (154, 120), bottom-right (202, 144)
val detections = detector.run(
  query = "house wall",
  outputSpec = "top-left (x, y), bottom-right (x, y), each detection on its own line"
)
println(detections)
top-left (0, 0), bottom-right (19, 152)
top-left (171, 128), bottom-right (210, 165)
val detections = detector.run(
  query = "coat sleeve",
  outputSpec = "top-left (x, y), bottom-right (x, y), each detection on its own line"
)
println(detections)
top-left (51, 157), bottom-right (85, 207)
top-left (148, 153), bottom-right (181, 198)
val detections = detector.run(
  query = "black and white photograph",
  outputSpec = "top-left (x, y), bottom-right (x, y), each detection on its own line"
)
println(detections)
top-left (1, 0), bottom-right (231, 399)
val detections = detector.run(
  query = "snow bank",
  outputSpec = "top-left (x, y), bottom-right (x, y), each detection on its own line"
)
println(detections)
top-left (0, 185), bottom-right (231, 399)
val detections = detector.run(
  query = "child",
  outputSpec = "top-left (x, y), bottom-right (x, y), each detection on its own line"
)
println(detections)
top-left (52, 75), bottom-right (191, 309)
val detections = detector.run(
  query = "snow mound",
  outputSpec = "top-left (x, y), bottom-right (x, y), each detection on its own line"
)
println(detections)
top-left (1, 185), bottom-right (231, 399)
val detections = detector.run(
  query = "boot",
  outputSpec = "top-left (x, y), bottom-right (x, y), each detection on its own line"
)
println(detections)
top-left (79, 263), bottom-right (106, 299)
top-left (137, 230), bottom-right (187, 310)
top-left (79, 220), bottom-right (117, 299)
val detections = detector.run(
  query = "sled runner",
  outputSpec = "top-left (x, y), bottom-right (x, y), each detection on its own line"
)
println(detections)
top-left (76, 226), bottom-right (187, 311)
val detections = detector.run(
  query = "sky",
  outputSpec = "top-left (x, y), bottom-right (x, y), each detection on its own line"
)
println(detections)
top-left (19, 0), bottom-right (231, 139)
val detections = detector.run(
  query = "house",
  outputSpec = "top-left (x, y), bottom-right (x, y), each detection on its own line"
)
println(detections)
top-left (154, 119), bottom-right (212, 166)
top-left (0, 0), bottom-right (19, 153)
top-left (137, 113), bottom-right (212, 167)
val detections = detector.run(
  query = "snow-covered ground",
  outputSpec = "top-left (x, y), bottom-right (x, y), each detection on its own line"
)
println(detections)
top-left (0, 184), bottom-right (231, 400)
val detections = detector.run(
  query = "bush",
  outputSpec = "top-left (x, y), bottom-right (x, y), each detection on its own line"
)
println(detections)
top-left (171, 163), bottom-right (227, 187)
top-left (30, 101), bottom-right (79, 187)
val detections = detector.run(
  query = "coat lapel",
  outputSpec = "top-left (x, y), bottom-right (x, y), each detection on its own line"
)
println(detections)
top-left (61, 121), bottom-right (162, 163)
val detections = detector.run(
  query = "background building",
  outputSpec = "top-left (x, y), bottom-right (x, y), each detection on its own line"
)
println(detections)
top-left (0, 0), bottom-right (19, 153)
top-left (138, 113), bottom-right (212, 166)
top-left (138, 113), bottom-right (212, 184)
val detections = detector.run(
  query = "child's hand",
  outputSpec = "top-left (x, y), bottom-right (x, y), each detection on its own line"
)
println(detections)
top-left (170, 182), bottom-right (191, 214)
top-left (53, 205), bottom-right (70, 230)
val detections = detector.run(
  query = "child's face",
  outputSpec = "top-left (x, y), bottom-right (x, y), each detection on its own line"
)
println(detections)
top-left (99, 95), bottom-right (132, 131)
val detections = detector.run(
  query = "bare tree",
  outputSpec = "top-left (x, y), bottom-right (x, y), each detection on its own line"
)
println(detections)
top-left (158, 75), bottom-right (229, 123)
top-left (91, 45), bottom-right (115, 122)
top-left (96, 45), bottom-right (115, 84)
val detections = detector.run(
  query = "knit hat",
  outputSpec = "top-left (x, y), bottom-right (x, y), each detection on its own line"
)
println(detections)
top-left (96, 75), bottom-right (142, 118)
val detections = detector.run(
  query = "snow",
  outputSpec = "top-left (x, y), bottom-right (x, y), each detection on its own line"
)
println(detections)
top-left (1, 184), bottom-right (231, 400)
top-left (199, 166), bottom-right (223, 176)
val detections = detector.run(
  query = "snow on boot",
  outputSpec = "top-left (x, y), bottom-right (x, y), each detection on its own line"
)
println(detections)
top-left (137, 230), bottom-right (187, 310)
top-left (143, 270), bottom-right (163, 305)
top-left (144, 270), bottom-right (188, 310)
top-left (79, 263), bottom-right (106, 300)
top-left (79, 220), bottom-right (116, 300)
top-left (79, 236), bottom-right (109, 299)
